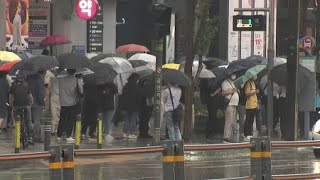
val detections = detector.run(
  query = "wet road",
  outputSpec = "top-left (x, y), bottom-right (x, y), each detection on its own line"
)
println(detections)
top-left (0, 147), bottom-right (319, 180)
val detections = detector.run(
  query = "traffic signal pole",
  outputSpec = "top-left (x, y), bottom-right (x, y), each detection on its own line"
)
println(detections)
top-left (286, 0), bottom-right (300, 141)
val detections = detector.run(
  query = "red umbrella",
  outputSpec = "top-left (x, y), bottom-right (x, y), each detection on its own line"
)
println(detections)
top-left (116, 44), bottom-right (149, 53)
top-left (0, 61), bottom-right (20, 72)
top-left (40, 35), bottom-right (71, 46)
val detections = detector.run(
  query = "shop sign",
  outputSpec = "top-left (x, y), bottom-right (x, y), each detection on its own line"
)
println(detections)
top-left (76, 0), bottom-right (99, 20)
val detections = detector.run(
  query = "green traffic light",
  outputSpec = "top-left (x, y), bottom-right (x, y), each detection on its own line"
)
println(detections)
top-left (248, 19), bottom-right (252, 25)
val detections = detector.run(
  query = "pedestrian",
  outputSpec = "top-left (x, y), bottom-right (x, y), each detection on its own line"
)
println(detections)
top-left (221, 74), bottom-right (239, 143)
top-left (121, 73), bottom-right (141, 139)
top-left (0, 72), bottom-right (9, 134)
top-left (49, 69), bottom-right (61, 135)
top-left (138, 96), bottom-right (154, 139)
top-left (161, 83), bottom-right (182, 141)
top-left (57, 69), bottom-right (83, 142)
top-left (278, 86), bottom-right (287, 139)
top-left (9, 74), bottom-right (34, 144)
top-left (26, 71), bottom-right (46, 142)
top-left (100, 83), bottom-right (118, 141)
top-left (81, 82), bottom-right (99, 139)
top-left (243, 76), bottom-right (260, 141)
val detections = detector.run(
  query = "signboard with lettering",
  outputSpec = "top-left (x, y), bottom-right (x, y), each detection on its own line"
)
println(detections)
top-left (87, 3), bottom-right (103, 53)
top-left (233, 15), bottom-right (266, 31)
top-left (76, 0), bottom-right (99, 20)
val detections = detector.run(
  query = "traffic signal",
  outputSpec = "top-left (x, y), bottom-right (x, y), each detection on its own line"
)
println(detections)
top-left (151, 4), bottom-right (172, 39)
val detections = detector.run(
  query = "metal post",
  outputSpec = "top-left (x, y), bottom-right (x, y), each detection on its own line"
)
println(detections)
top-left (62, 145), bottom-right (75, 180)
top-left (15, 116), bottom-right (21, 153)
top-left (49, 3), bottom-right (53, 55)
top-left (260, 137), bottom-right (272, 179)
top-left (74, 115), bottom-right (81, 150)
top-left (286, 0), bottom-right (300, 141)
top-left (162, 141), bottom-right (174, 180)
top-left (174, 141), bottom-right (185, 180)
top-left (267, 0), bottom-right (276, 137)
top-left (250, 138), bottom-right (262, 180)
top-left (49, 145), bottom-right (62, 180)
top-left (97, 113), bottom-right (103, 149)
top-left (44, 117), bottom-right (51, 151)
top-left (154, 42), bottom-right (163, 145)
top-left (304, 112), bottom-right (310, 139)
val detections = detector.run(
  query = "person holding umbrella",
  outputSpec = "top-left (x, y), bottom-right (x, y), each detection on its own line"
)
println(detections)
top-left (0, 72), bottom-right (9, 134)
top-left (121, 73), bottom-right (141, 139)
top-left (57, 69), bottom-right (83, 142)
top-left (221, 74), bottom-right (239, 143)
top-left (243, 76), bottom-right (260, 141)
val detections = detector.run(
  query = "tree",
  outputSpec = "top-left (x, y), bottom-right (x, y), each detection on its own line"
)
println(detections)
top-left (183, 0), bottom-right (219, 140)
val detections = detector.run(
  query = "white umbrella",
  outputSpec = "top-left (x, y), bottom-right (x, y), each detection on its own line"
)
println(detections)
top-left (129, 53), bottom-right (156, 70)
top-left (192, 67), bottom-right (215, 78)
top-left (99, 57), bottom-right (133, 74)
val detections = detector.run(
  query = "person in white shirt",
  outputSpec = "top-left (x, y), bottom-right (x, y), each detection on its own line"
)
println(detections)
top-left (221, 74), bottom-right (239, 143)
top-left (161, 83), bottom-right (182, 140)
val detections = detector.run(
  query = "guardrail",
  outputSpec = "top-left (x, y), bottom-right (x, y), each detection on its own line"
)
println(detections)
top-left (2, 138), bottom-right (320, 180)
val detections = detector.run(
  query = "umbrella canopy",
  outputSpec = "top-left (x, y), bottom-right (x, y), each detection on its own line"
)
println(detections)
top-left (84, 63), bottom-right (117, 85)
top-left (16, 51), bottom-right (33, 60)
top-left (75, 68), bottom-right (94, 76)
top-left (208, 67), bottom-right (228, 90)
top-left (129, 60), bottom-right (153, 79)
top-left (203, 57), bottom-right (228, 69)
top-left (99, 57), bottom-right (133, 74)
top-left (129, 53), bottom-right (156, 64)
top-left (0, 51), bottom-right (21, 61)
top-left (270, 64), bottom-right (313, 88)
top-left (260, 57), bottom-right (287, 66)
top-left (234, 65), bottom-right (266, 87)
top-left (116, 44), bottom-right (150, 53)
top-left (40, 35), bottom-right (71, 46)
top-left (0, 61), bottom-right (20, 72)
top-left (57, 53), bottom-right (91, 69)
top-left (20, 55), bottom-right (59, 71)
top-left (163, 63), bottom-right (215, 78)
top-left (163, 69), bottom-right (192, 87)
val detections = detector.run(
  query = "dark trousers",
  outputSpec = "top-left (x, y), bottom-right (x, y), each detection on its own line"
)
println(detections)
top-left (278, 97), bottom-right (288, 139)
top-left (263, 96), bottom-right (280, 130)
top-left (57, 105), bottom-right (78, 138)
top-left (139, 105), bottom-right (153, 136)
top-left (206, 102), bottom-right (219, 137)
top-left (81, 101), bottom-right (98, 136)
top-left (244, 108), bottom-right (258, 136)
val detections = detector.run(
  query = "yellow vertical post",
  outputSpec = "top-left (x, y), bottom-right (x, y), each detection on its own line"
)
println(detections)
top-left (74, 115), bottom-right (82, 149)
top-left (97, 113), bottom-right (103, 149)
top-left (15, 116), bottom-right (21, 153)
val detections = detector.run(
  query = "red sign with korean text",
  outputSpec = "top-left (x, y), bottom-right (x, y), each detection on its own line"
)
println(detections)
top-left (76, 0), bottom-right (99, 20)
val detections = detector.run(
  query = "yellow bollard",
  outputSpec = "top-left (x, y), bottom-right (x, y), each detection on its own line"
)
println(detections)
top-left (74, 115), bottom-right (82, 149)
top-left (97, 114), bottom-right (103, 149)
top-left (15, 116), bottom-right (21, 153)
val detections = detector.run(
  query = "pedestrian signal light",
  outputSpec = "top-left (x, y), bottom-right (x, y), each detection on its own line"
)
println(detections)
top-left (233, 15), bottom-right (266, 31)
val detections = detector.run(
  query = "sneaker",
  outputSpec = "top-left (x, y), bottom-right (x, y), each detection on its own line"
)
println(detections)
top-left (222, 138), bottom-right (232, 144)
top-left (123, 133), bottom-right (128, 138)
top-left (128, 134), bottom-right (137, 139)
top-left (105, 134), bottom-right (114, 142)
top-left (81, 134), bottom-right (86, 140)
top-left (66, 137), bottom-right (75, 143)
top-left (56, 137), bottom-right (62, 141)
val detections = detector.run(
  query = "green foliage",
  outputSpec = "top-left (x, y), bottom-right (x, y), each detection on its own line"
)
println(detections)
top-left (193, 91), bottom-right (208, 116)
top-left (194, 0), bottom-right (219, 56)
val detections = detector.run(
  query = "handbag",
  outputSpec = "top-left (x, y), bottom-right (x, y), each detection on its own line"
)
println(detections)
top-left (223, 80), bottom-right (235, 108)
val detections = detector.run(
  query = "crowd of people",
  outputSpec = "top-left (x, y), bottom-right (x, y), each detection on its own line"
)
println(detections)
top-left (0, 63), bottom-right (184, 145)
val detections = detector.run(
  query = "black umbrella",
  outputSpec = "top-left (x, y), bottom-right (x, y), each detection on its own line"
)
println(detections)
top-left (57, 53), bottom-right (91, 69)
top-left (203, 57), bottom-right (228, 69)
top-left (20, 55), bottom-right (59, 71)
top-left (270, 64), bottom-right (313, 88)
top-left (162, 69), bottom-right (192, 87)
top-left (83, 62), bottom-right (117, 85)
top-left (208, 67), bottom-right (228, 90)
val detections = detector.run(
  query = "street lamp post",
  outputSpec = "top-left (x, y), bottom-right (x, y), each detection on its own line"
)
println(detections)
top-left (0, 0), bottom-right (6, 50)
top-left (267, 0), bottom-right (276, 137)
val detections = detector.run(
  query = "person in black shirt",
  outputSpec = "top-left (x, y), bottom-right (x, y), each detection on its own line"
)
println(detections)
top-left (9, 74), bottom-right (33, 143)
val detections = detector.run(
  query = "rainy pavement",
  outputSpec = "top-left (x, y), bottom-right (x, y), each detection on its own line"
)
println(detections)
top-left (1, 144), bottom-right (320, 179)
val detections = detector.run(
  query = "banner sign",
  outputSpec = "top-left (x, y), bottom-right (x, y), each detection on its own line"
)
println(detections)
top-left (87, 2), bottom-right (103, 53)
top-left (6, 0), bottom-right (29, 51)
